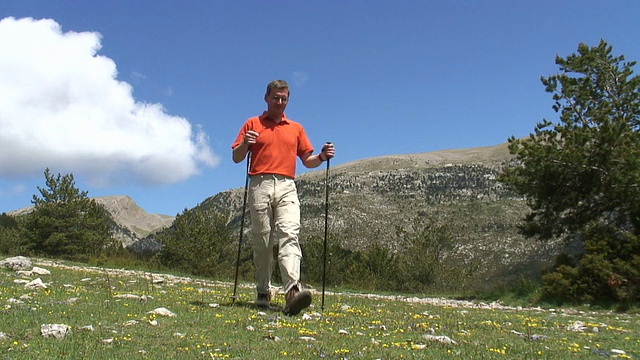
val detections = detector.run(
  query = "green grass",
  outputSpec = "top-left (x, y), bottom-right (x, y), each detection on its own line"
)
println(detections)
top-left (1, 259), bottom-right (639, 359)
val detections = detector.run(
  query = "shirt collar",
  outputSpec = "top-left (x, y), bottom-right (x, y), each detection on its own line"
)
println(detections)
top-left (260, 111), bottom-right (289, 124)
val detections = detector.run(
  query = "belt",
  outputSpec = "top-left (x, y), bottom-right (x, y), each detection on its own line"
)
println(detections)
top-left (249, 174), bottom-right (294, 181)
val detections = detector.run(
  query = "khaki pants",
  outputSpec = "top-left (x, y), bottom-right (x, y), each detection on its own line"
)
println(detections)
top-left (248, 174), bottom-right (302, 295)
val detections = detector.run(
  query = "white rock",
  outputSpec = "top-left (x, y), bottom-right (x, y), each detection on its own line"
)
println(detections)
top-left (302, 312), bottom-right (322, 321)
top-left (423, 334), bottom-right (457, 345)
top-left (299, 336), bottom-right (316, 342)
top-left (147, 307), bottom-right (176, 317)
top-left (31, 267), bottom-right (51, 275)
top-left (80, 325), bottom-right (94, 331)
top-left (41, 324), bottom-right (71, 339)
top-left (338, 329), bottom-right (349, 335)
top-left (114, 294), bottom-right (141, 300)
top-left (0, 256), bottom-right (32, 270)
top-left (25, 278), bottom-right (47, 289)
top-left (566, 321), bottom-right (586, 332)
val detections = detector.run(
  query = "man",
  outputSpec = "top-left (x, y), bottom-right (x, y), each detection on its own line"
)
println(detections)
top-left (231, 80), bottom-right (335, 315)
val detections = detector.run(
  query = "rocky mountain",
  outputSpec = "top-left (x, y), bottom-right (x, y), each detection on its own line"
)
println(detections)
top-left (6, 141), bottom-right (563, 285)
top-left (93, 195), bottom-right (174, 247)
top-left (198, 142), bottom-right (563, 285)
top-left (8, 195), bottom-right (174, 247)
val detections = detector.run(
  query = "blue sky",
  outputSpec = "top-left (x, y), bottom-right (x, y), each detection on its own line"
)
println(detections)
top-left (1, 1), bottom-right (639, 216)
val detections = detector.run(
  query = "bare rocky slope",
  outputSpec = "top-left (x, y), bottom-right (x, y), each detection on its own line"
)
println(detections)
top-left (198, 141), bottom-right (563, 287)
top-left (93, 195), bottom-right (174, 237)
top-left (92, 195), bottom-right (174, 247)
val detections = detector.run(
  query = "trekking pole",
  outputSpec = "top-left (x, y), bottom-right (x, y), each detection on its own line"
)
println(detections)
top-left (231, 152), bottom-right (251, 305)
top-left (321, 143), bottom-right (331, 312)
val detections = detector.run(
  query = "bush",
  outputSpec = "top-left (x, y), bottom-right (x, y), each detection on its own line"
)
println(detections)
top-left (541, 224), bottom-right (640, 307)
top-left (155, 208), bottom-right (237, 279)
top-left (301, 234), bottom-right (361, 288)
top-left (0, 225), bottom-right (29, 256)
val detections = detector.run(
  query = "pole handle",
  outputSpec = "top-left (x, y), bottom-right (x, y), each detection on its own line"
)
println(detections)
top-left (321, 142), bottom-right (332, 163)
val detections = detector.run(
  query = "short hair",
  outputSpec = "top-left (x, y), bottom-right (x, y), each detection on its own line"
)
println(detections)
top-left (265, 80), bottom-right (290, 97)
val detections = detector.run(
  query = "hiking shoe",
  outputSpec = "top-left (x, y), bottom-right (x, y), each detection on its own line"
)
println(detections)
top-left (283, 285), bottom-right (312, 316)
top-left (255, 293), bottom-right (270, 308)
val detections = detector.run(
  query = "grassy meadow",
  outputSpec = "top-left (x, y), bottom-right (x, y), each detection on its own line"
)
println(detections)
top-left (0, 258), bottom-right (638, 359)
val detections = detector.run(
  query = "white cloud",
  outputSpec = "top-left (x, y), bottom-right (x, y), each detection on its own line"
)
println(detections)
top-left (0, 17), bottom-right (218, 186)
top-left (292, 71), bottom-right (309, 87)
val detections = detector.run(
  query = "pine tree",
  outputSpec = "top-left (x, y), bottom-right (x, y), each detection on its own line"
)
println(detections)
top-left (501, 41), bottom-right (640, 239)
top-left (500, 41), bottom-right (640, 305)
top-left (25, 168), bottom-right (113, 260)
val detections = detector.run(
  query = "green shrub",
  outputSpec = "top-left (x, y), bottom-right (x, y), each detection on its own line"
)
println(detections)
top-left (301, 234), bottom-right (361, 288)
top-left (541, 224), bottom-right (640, 307)
top-left (0, 225), bottom-right (29, 256)
top-left (155, 208), bottom-right (237, 279)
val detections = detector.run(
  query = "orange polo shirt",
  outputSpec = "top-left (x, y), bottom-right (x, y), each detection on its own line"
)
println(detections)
top-left (232, 112), bottom-right (314, 179)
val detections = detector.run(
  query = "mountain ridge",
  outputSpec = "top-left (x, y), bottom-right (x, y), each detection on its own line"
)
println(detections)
top-left (194, 140), bottom-right (559, 288)
top-left (299, 142), bottom-right (513, 180)
top-left (7, 195), bottom-right (174, 244)
top-left (6, 140), bottom-right (560, 288)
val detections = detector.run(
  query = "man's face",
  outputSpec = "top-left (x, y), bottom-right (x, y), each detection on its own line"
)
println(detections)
top-left (265, 88), bottom-right (289, 116)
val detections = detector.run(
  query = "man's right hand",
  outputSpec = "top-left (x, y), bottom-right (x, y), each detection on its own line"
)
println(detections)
top-left (243, 130), bottom-right (259, 146)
